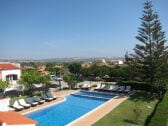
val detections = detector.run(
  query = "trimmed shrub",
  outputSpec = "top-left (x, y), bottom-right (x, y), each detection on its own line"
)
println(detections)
top-left (122, 81), bottom-right (151, 91)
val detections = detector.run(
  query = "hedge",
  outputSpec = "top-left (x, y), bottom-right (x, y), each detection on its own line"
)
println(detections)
top-left (122, 81), bottom-right (151, 91)
top-left (148, 91), bottom-right (168, 126)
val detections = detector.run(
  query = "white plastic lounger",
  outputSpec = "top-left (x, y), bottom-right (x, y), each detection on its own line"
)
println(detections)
top-left (101, 85), bottom-right (110, 91)
top-left (94, 84), bottom-right (101, 90)
top-left (107, 85), bottom-right (115, 91)
top-left (98, 84), bottom-right (106, 91)
top-left (12, 101), bottom-right (24, 110)
top-left (18, 99), bottom-right (31, 108)
top-left (124, 86), bottom-right (131, 93)
top-left (82, 83), bottom-right (88, 88)
top-left (81, 83), bottom-right (91, 90)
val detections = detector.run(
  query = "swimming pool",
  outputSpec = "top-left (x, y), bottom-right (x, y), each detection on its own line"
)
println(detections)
top-left (26, 91), bottom-right (116, 126)
top-left (73, 90), bottom-right (115, 99)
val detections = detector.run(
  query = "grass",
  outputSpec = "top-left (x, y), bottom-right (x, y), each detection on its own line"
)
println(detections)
top-left (93, 91), bottom-right (158, 126)
top-left (148, 91), bottom-right (168, 126)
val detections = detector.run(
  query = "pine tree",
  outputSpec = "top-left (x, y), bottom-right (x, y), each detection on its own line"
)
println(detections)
top-left (125, 1), bottom-right (168, 94)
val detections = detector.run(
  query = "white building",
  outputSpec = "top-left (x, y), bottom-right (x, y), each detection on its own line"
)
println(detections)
top-left (110, 60), bottom-right (124, 65)
top-left (102, 59), bottom-right (107, 65)
top-left (0, 63), bottom-right (21, 84)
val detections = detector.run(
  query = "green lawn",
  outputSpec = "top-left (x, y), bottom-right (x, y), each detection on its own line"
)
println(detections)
top-left (93, 91), bottom-right (158, 126)
top-left (149, 91), bottom-right (168, 126)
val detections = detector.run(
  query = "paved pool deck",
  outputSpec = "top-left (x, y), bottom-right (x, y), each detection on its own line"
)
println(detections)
top-left (20, 90), bottom-right (128, 126)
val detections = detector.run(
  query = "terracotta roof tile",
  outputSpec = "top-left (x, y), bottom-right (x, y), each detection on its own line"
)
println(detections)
top-left (0, 111), bottom-right (37, 125)
top-left (0, 64), bottom-right (20, 70)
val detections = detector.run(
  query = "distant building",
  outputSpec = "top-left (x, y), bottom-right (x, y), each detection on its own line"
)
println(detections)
top-left (38, 65), bottom-right (50, 75)
top-left (102, 59), bottom-right (107, 65)
top-left (39, 70), bottom-right (50, 75)
top-left (81, 62), bottom-right (92, 68)
top-left (0, 63), bottom-right (21, 84)
top-left (55, 64), bottom-right (63, 69)
top-left (110, 60), bottom-right (124, 65)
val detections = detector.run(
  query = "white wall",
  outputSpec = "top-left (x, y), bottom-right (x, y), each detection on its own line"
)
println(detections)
top-left (118, 60), bottom-right (124, 64)
top-left (1, 69), bottom-right (21, 83)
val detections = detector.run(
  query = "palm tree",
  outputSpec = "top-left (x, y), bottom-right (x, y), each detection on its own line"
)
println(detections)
top-left (63, 73), bottom-right (75, 89)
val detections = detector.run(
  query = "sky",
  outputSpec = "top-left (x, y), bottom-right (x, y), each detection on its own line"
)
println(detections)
top-left (0, 0), bottom-right (168, 59)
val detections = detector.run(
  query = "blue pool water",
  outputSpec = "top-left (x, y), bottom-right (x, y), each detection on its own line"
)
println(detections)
top-left (26, 91), bottom-right (115, 126)
top-left (75, 91), bottom-right (115, 99)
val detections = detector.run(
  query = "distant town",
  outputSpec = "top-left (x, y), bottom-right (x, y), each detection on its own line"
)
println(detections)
top-left (0, 57), bottom-right (125, 63)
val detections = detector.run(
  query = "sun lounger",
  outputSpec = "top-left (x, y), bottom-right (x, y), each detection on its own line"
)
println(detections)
top-left (94, 84), bottom-right (101, 90)
top-left (111, 85), bottom-right (119, 92)
top-left (11, 100), bottom-right (24, 111)
top-left (118, 86), bottom-right (125, 92)
top-left (41, 93), bottom-right (53, 101)
top-left (25, 97), bottom-right (38, 106)
top-left (46, 92), bottom-right (57, 100)
top-left (97, 84), bottom-right (106, 91)
top-left (124, 86), bottom-right (131, 93)
top-left (33, 96), bottom-right (45, 104)
top-left (81, 83), bottom-right (91, 90)
top-left (101, 85), bottom-right (110, 91)
top-left (106, 85), bottom-right (115, 92)
top-left (18, 99), bottom-right (31, 108)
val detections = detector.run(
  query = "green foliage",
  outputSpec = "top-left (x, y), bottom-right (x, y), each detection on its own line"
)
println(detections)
top-left (63, 73), bottom-right (75, 89)
top-left (21, 62), bottom-right (39, 69)
top-left (0, 79), bottom-right (9, 90)
top-left (81, 64), bottom-right (131, 81)
top-left (125, 1), bottom-right (168, 93)
top-left (45, 63), bottom-right (56, 74)
top-left (19, 70), bottom-right (51, 94)
top-left (68, 62), bottom-right (81, 75)
top-left (148, 91), bottom-right (168, 126)
top-left (123, 81), bottom-right (151, 91)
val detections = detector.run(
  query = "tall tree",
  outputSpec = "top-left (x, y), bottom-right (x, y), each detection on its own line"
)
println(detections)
top-left (63, 73), bottom-right (75, 89)
top-left (19, 70), bottom-right (51, 95)
top-left (125, 1), bottom-right (168, 94)
top-left (68, 62), bottom-right (81, 81)
top-left (0, 79), bottom-right (9, 97)
top-left (68, 62), bottom-right (81, 75)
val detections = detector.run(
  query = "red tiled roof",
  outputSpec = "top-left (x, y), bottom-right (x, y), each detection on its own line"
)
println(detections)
top-left (0, 120), bottom-right (3, 123)
top-left (0, 64), bottom-right (20, 70)
top-left (40, 71), bottom-right (50, 74)
top-left (0, 111), bottom-right (37, 125)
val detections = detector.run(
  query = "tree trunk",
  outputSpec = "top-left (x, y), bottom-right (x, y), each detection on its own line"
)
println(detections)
top-left (58, 80), bottom-right (61, 90)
